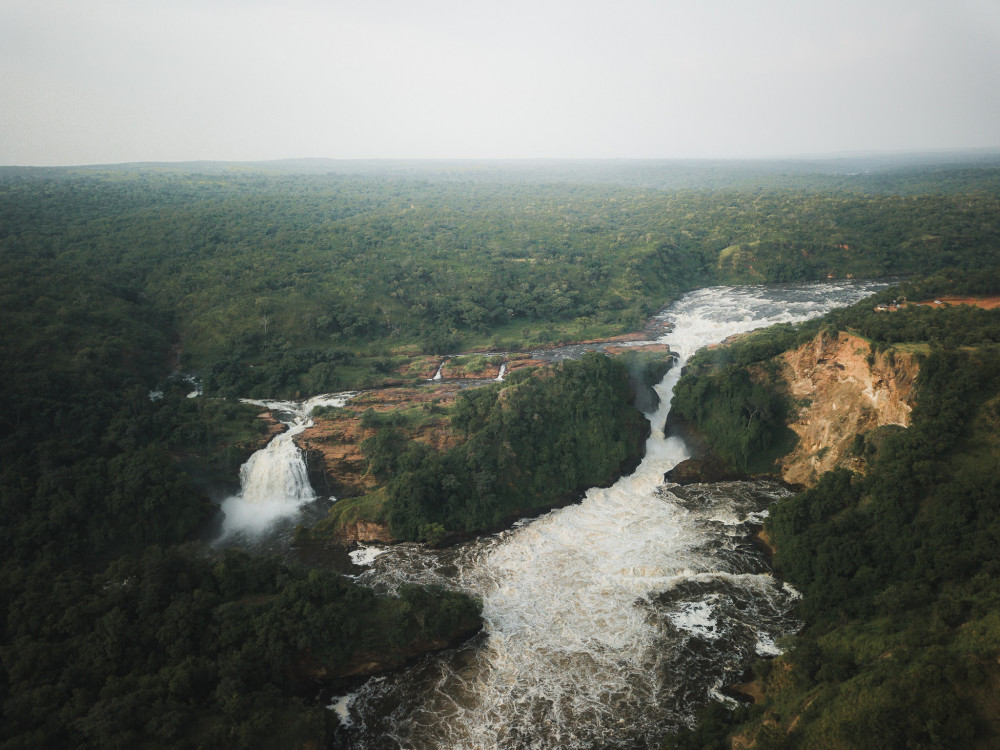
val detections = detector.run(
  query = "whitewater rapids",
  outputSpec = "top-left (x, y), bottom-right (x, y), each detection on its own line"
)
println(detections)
top-left (334, 281), bottom-right (886, 749)
top-left (217, 392), bottom-right (355, 539)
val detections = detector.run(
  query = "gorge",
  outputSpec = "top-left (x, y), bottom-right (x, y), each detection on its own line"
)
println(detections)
top-left (219, 281), bottom-right (886, 748)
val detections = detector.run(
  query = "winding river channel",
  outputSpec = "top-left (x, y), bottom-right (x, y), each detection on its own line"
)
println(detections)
top-left (223, 281), bottom-right (887, 749)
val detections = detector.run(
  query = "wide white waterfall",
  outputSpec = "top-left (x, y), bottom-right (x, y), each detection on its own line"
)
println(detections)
top-left (339, 280), bottom-right (887, 749)
top-left (217, 392), bottom-right (354, 539)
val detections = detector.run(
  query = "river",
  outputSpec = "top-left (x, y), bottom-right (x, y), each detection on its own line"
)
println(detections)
top-left (222, 280), bottom-right (887, 749)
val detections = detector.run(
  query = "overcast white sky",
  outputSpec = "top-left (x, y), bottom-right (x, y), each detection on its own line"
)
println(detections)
top-left (2, 0), bottom-right (999, 166)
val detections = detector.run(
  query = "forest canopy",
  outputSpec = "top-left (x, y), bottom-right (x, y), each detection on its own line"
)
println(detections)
top-left (4, 157), bottom-right (1000, 747)
top-left (312, 352), bottom-right (653, 543)
top-left (3, 159), bottom-right (999, 396)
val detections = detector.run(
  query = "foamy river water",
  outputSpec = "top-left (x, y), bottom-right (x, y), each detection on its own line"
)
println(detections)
top-left (319, 281), bottom-right (886, 749)
top-left (215, 281), bottom-right (886, 748)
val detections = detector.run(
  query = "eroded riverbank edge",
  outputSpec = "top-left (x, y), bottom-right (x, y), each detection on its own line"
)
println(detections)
top-left (289, 340), bottom-right (674, 549)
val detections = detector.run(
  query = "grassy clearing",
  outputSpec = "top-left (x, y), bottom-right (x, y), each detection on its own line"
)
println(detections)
top-left (305, 489), bottom-right (390, 538)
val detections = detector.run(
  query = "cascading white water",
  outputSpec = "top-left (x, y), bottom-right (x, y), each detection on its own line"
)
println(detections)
top-left (340, 281), bottom-right (888, 749)
top-left (217, 392), bottom-right (355, 539)
top-left (495, 363), bottom-right (507, 382)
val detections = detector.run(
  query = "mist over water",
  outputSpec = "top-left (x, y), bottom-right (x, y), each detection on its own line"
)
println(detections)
top-left (217, 393), bottom-right (355, 540)
top-left (340, 281), bottom-right (886, 749)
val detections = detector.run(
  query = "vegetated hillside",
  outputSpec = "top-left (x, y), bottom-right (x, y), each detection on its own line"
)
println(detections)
top-left (3, 159), bottom-right (1000, 396)
top-left (303, 350), bottom-right (668, 544)
top-left (2, 545), bottom-right (481, 749)
top-left (293, 354), bottom-right (550, 510)
top-left (665, 274), bottom-right (1000, 749)
top-left (671, 327), bottom-right (921, 487)
top-left (0, 228), bottom-right (485, 750)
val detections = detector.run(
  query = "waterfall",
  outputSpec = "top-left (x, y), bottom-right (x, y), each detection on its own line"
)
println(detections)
top-left (495, 363), bottom-right (507, 381)
top-left (339, 280), bottom-right (889, 749)
top-left (217, 392), bottom-right (354, 539)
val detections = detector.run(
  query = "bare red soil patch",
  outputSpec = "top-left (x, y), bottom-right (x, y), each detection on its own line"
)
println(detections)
top-left (916, 296), bottom-right (1000, 309)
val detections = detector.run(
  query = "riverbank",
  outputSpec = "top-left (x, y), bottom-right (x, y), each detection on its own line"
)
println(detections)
top-left (664, 292), bottom-right (1000, 749)
top-left (294, 350), bottom-right (667, 547)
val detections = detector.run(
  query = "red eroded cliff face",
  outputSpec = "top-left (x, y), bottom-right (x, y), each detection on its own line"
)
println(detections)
top-left (332, 520), bottom-right (394, 544)
top-left (257, 410), bottom-right (288, 439)
top-left (292, 385), bottom-right (467, 543)
top-left (777, 330), bottom-right (918, 487)
top-left (294, 384), bottom-right (464, 500)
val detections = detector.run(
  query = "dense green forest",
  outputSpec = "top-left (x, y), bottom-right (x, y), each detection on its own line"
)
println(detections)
top-left (3, 156), bottom-right (1000, 747)
top-left (2, 546), bottom-right (480, 749)
top-left (3, 157), bottom-right (1000, 396)
top-left (311, 352), bottom-right (654, 543)
top-left (666, 273), bottom-right (1000, 749)
top-left (0, 228), bottom-right (485, 748)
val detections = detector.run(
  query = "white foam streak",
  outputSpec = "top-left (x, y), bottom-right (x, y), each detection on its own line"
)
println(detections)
top-left (217, 391), bottom-right (356, 539)
top-left (755, 633), bottom-right (784, 657)
top-left (669, 600), bottom-right (719, 639)
top-left (329, 691), bottom-right (359, 727)
top-left (350, 545), bottom-right (388, 567)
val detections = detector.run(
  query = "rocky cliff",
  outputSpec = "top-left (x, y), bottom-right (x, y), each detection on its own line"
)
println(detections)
top-left (295, 384), bottom-right (463, 501)
top-left (777, 330), bottom-right (918, 486)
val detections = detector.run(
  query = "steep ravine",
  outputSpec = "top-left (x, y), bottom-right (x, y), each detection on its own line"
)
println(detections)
top-left (337, 281), bottom-right (891, 749)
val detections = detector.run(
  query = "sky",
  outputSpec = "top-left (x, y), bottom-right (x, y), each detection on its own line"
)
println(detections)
top-left (2, 0), bottom-right (999, 166)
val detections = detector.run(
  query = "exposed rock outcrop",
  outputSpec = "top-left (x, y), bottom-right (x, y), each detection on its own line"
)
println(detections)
top-left (666, 454), bottom-right (747, 485)
top-left (663, 410), bottom-right (740, 485)
top-left (258, 410), bottom-right (288, 439)
top-left (665, 330), bottom-right (919, 488)
top-left (294, 384), bottom-right (463, 501)
top-left (777, 330), bottom-right (918, 487)
top-left (335, 520), bottom-right (394, 544)
top-left (328, 630), bottom-right (483, 679)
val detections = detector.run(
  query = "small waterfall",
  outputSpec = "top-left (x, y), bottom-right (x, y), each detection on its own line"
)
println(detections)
top-left (431, 361), bottom-right (445, 381)
top-left (217, 392), bottom-right (354, 539)
top-left (236, 421), bottom-right (314, 501)
top-left (495, 363), bottom-right (507, 381)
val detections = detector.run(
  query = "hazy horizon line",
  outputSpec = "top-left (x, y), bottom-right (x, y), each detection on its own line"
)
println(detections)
top-left (5, 146), bottom-right (1000, 171)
